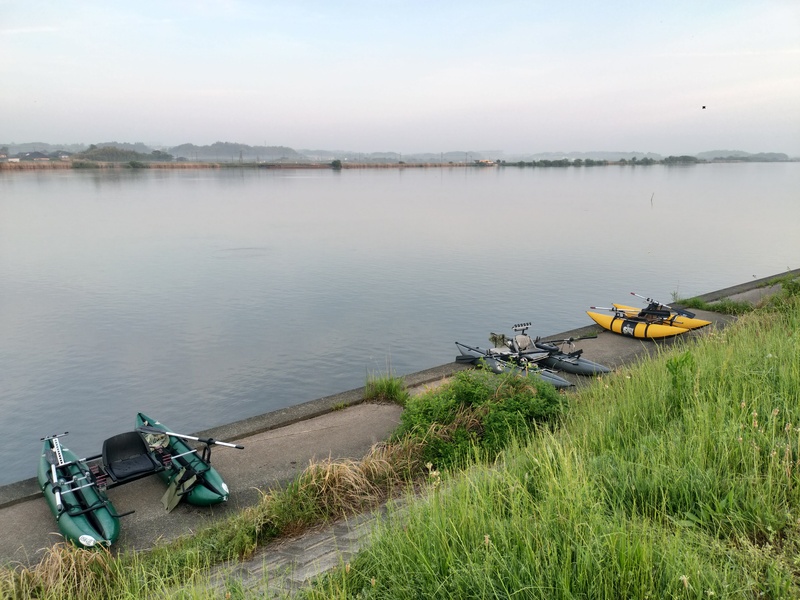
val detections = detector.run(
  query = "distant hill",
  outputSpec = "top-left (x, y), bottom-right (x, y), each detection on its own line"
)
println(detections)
top-left (72, 145), bottom-right (173, 162)
top-left (169, 142), bottom-right (301, 161)
top-left (95, 141), bottom-right (153, 154)
top-left (696, 150), bottom-right (789, 161)
top-left (3, 142), bottom-right (88, 154)
top-left (299, 149), bottom-right (495, 162)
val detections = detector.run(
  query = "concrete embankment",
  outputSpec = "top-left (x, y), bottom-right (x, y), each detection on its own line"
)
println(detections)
top-left (0, 270), bottom-right (796, 567)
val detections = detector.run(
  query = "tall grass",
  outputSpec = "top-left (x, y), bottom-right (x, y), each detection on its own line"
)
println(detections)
top-left (301, 296), bottom-right (800, 599)
top-left (364, 372), bottom-right (410, 406)
top-left (679, 273), bottom-right (800, 315)
top-left (679, 296), bottom-right (754, 315)
top-left (393, 369), bottom-right (566, 469)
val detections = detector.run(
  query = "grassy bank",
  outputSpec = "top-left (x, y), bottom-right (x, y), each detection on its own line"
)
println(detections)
top-left (1, 284), bottom-right (797, 598)
top-left (302, 289), bottom-right (800, 598)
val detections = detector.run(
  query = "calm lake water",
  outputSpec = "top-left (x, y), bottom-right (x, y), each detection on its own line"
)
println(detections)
top-left (1, 163), bottom-right (798, 484)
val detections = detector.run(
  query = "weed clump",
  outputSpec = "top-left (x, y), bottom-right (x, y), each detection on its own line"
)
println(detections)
top-left (394, 368), bottom-right (567, 468)
top-left (364, 373), bottom-right (410, 405)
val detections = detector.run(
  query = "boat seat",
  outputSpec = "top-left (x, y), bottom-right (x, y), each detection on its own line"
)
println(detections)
top-left (515, 334), bottom-right (534, 351)
top-left (638, 308), bottom-right (672, 322)
top-left (102, 432), bottom-right (160, 484)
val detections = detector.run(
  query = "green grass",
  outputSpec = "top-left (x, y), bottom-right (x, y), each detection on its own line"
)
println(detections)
top-left (301, 295), bottom-right (800, 599)
top-left (678, 273), bottom-right (800, 316)
top-left (364, 372), bottom-right (410, 406)
top-left (678, 296), bottom-right (754, 315)
top-left (393, 369), bottom-right (566, 469)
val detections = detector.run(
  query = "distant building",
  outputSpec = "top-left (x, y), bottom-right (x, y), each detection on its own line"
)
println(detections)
top-left (20, 151), bottom-right (50, 161)
top-left (474, 159), bottom-right (496, 166)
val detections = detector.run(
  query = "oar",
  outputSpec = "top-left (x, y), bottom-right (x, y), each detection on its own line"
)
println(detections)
top-left (590, 306), bottom-right (658, 322)
top-left (42, 435), bottom-right (69, 511)
top-left (49, 462), bottom-right (63, 512)
top-left (137, 425), bottom-right (244, 450)
top-left (630, 292), bottom-right (696, 318)
top-left (590, 306), bottom-right (627, 313)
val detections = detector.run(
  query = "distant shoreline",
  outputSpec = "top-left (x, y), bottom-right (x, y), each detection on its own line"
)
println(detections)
top-left (1, 158), bottom-right (797, 172)
top-left (0, 161), bottom-right (469, 171)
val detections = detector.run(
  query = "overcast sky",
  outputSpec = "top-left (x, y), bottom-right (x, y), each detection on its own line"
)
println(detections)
top-left (2, 0), bottom-right (798, 155)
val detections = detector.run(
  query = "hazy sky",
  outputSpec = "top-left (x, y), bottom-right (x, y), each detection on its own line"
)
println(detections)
top-left (2, 0), bottom-right (799, 155)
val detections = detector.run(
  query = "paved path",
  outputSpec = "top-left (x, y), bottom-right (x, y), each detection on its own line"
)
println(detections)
top-left (206, 498), bottom-right (408, 598)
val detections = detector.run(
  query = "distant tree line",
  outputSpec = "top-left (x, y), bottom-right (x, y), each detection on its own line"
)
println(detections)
top-left (709, 152), bottom-right (788, 162)
top-left (73, 145), bottom-right (174, 163)
top-left (496, 153), bottom-right (792, 168)
top-left (499, 156), bottom-right (696, 168)
top-left (662, 155), bottom-right (699, 164)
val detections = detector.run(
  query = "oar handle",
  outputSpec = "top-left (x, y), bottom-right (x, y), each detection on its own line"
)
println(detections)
top-left (50, 463), bottom-right (63, 512)
top-left (204, 439), bottom-right (245, 449)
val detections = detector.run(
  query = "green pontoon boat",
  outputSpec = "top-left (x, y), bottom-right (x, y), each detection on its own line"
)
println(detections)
top-left (38, 434), bottom-right (123, 547)
top-left (39, 414), bottom-right (244, 547)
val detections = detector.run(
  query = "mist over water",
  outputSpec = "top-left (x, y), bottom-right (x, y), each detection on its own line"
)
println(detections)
top-left (1, 163), bottom-right (798, 484)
